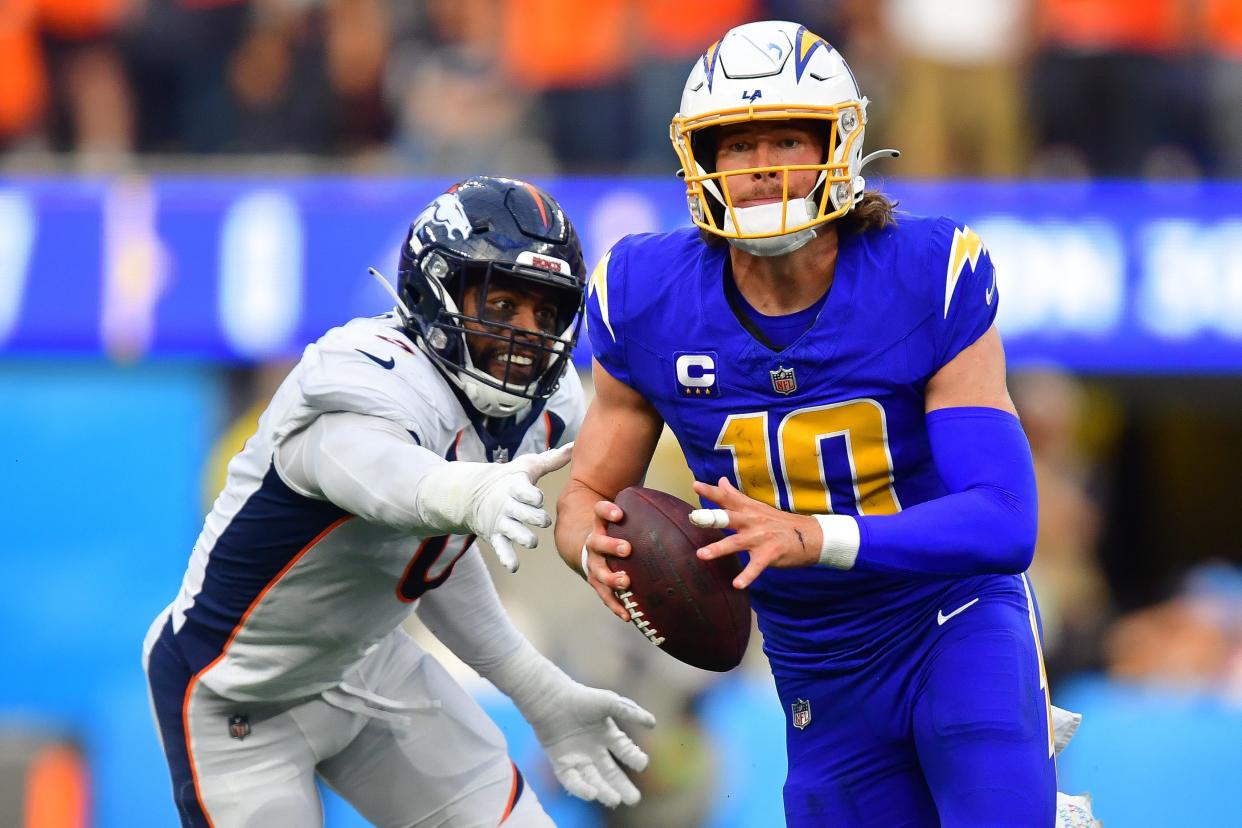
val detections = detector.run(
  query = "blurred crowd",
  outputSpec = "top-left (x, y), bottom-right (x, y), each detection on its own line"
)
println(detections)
top-left (3, 0), bottom-right (1242, 176)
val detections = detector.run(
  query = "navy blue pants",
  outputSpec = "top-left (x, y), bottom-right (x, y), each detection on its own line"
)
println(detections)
top-left (776, 576), bottom-right (1056, 827)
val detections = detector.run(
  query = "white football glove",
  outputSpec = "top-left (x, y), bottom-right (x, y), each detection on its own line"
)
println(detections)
top-left (488, 640), bottom-right (656, 808)
top-left (413, 442), bottom-right (573, 572)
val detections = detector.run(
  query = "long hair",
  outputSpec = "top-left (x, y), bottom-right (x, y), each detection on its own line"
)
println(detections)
top-left (837, 190), bottom-right (898, 235)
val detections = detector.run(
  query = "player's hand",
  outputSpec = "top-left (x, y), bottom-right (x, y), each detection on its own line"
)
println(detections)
top-left (491, 640), bottom-right (656, 808)
top-left (527, 680), bottom-right (655, 808)
top-left (483, 442), bottom-right (575, 572)
top-left (688, 476), bottom-right (821, 589)
top-left (582, 499), bottom-right (634, 622)
top-left (418, 442), bottom-right (574, 573)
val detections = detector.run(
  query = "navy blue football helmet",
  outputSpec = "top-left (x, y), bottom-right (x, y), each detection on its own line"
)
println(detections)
top-left (396, 176), bottom-right (587, 417)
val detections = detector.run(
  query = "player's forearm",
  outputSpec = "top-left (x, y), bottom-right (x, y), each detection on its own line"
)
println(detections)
top-left (852, 486), bottom-right (1036, 577)
top-left (821, 407), bottom-right (1037, 577)
top-left (415, 548), bottom-right (525, 674)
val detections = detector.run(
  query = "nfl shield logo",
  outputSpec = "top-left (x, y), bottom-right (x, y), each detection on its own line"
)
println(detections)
top-left (492, 446), bottom-right (510, 463)
top-left (771, 366), bottom-right (797, 395)
top-left (791, 698), bottom-right (812, 730)
top-left (228, 714), bottom-right (251, 741)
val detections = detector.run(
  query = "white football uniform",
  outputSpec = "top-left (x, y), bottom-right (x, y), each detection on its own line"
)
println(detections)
top-left (143, 312), bottom-right (583, 828)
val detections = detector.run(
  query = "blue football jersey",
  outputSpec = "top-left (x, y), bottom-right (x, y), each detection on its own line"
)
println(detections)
top-left (587, 217), bottom-right (1008, 677)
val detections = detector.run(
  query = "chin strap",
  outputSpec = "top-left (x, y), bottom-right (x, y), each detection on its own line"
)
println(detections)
top-left (728, 226), bottom-right (818, 257)
top-left (724, 198), bottom-right (820, 257)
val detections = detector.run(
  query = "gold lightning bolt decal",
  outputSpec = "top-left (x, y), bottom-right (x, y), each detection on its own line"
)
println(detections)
top-left (944, 225), bottom-right (985, 318)
top-left (704, 40), bottom-right (720, 70)
top-left (800, 30), bottom-right (824, 60)
top-left (587, 249), bottom-right (615, 342)
top-left (1022, 574), bottom-right (1056, 758)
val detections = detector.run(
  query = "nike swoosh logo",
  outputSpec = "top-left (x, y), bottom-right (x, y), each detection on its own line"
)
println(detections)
top-left (937, 597), bottom-right (980, 626)
top-left (356, 349), bottom-right (395, 370)
top-left (984, 266), bottom-right (997, 306)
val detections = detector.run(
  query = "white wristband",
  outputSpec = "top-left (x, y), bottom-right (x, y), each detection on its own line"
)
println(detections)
top-left (580, 542), bottom-right (591, 580)
top-left (812, 514), bottom-right (860, 570)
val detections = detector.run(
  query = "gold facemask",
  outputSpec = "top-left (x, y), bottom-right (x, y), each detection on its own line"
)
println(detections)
top-left (670, 102), bottom-right (866, 240)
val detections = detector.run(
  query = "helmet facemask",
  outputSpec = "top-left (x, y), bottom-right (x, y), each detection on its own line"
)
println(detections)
top-left (412, 249), bottom-right (583, 417)
top-left (673, 103), bottom-right (868, 253)
top-left (390, 176), bottom-right (588, 419)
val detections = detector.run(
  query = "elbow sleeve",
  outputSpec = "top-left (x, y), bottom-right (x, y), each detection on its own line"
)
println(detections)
top-left (853, 407), bottom-right (1038, 577)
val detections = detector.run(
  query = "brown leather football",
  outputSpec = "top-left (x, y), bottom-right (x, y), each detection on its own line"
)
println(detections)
top-left (605, 486), bottom-right (751, 671)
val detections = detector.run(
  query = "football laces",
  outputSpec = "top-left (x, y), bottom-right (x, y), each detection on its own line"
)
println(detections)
top-left (616, 591), bottom-right (666, 646)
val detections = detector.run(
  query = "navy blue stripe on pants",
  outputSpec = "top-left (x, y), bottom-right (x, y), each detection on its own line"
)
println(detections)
top-left (148, 617), bottom-right (214, 828)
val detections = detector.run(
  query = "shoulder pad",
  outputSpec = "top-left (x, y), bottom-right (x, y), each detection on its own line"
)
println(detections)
top-left (296, 318), bottom-right (455, 442)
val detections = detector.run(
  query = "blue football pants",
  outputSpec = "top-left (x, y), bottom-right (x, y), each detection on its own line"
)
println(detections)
top-left (775, 576), bottom-right (1056, 827)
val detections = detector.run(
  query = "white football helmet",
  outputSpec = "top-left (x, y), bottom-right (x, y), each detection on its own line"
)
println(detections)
top-left (671, 20), bottom-right (895, 256)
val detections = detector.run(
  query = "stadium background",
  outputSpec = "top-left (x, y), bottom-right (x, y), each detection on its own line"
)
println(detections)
top-left (2, 0), bottom-right (1242, 825)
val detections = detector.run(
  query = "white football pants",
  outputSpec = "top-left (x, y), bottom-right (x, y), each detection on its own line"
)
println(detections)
top-left (146, 626), bottom-right (553, 828)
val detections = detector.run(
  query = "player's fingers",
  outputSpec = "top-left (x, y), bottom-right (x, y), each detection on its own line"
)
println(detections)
top-left (525, 442), bottom-right (573, 480)
top-left (578, 764), bottom-right (620, 808)
top-left (587, 529), bottom-right (630, 560)
top-left (691, 479), bottom-right (723, 504)
top-left (489, 534), bottom-right (519, 573)
top-left (604, 721), bottom-right (652, 772)
top-left (509, 481), bottom-right (545, 508)
top-left (497, 516), bottom-right (538, 550)
top-left (594, 580), bottom-right (630, 621)
top-left (556, 765), bottom-right (597, 803)
top-left (580, 542), bottom-right (624, 585)
top-left (594, 499), bottom-right (623, 523)
top-left (599, 566), bottom-right (630, 594)
top-left (733, 556), bottom-right (768, 589)
top-left (693, 475), bottom-right (748, 504)
top-left (504, 498), bottom-right (550, 529)
top-left (688, 507), bottom-right (730, 529)
top-left (696, 532), bottom-right (747, 560)
top-left (609, 697), bottom-right (657, 732)
top-left (596, 751), bottom-right (642, 806)
top-left (589, 559), bottom-right (628, 594)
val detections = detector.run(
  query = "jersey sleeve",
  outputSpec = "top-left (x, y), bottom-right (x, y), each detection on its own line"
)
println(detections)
top-left (585, 240), bottom-right (633, 386)
top-left (276, 410), bottom-right (439, 530)
top-left (930, 219), bottom-right (1000, 370)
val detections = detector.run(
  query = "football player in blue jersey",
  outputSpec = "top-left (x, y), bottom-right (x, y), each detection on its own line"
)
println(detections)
top-left (555, 20), bottom-right (1094, 828)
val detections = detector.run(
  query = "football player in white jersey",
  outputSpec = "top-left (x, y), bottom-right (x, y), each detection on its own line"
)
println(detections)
top-left (143, 176), bottom-right (655, 827)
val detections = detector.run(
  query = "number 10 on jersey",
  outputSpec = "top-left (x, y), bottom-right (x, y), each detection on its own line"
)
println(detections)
top-left (715, 399), bottom-right (902, 516)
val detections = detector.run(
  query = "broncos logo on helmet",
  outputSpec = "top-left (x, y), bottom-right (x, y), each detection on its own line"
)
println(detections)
top-left (409, 193), bottom-right (473, 255)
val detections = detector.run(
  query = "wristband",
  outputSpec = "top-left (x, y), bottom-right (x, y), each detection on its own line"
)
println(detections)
top-left (812, 514), bottom-right (860, 570)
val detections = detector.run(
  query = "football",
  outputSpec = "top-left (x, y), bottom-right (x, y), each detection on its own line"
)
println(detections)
top-left (605, 486), bottom-right (751, 671)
